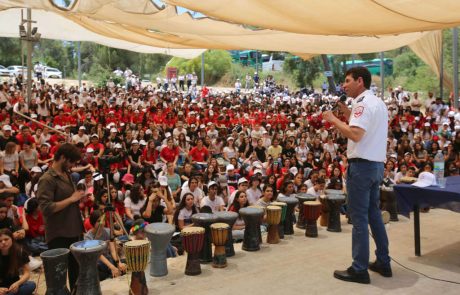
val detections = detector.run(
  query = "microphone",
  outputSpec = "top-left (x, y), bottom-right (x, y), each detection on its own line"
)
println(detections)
top-left (331, 95), bottom-right (347, 111)
top-left (321, 94), bottom-right (347, 112)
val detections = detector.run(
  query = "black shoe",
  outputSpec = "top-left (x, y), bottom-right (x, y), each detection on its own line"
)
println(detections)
top-left (334, 267), bottom-right (370, 284)
top-left (369, 261), bottom-right (392, 277)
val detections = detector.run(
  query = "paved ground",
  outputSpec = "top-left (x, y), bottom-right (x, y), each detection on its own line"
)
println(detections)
top-left (95, 209), bottom-right (459, 295)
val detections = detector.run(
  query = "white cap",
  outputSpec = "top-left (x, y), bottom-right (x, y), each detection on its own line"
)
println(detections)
top-left (158, 175), bottom-right (168, 186)
top-left (31, 166), bottom-right (42, 173)
top-left (289, 167), bottom-right (299, 175)
top-left (238, 177), bottom-right (248, 185)
top-left (91, 134), bottom-right (99, 139)
top-left (253, 161), bottom-right (262, 169)
top-left (226, 164), bottom-right (235, 171)
top-left (79, 126), bottom-right (86, 130)
top-left (424, 122), bottom-right (430, 127)
top-left (2, 125), bottom-right (12, 131)
top-left (0, 174), bottom-right (12, 188)
top-left (114, 143), bottom-right (122, 149)
top-left (254, 169), bottom-right (262, 175)
top-left (93, 173), bottom-right (104, 181)
top-left (139, 140), bottom-right (147, 145)
top-left (86, 147), bottom-right (94, 153)
top-left (227, 137), bottom-right (234, 141)
top-left (165, 132), bottom-right (172, 138)
top-left (55, 125), bottom-right (63, 130)
top-left (412, 172), bottom-right (436, 187)
top-left (200, 124), bottom-right (206, 129)
top-left (110, 128), bottom-right (118, 133)
top-left (207, 181), bottom-right (218, 189)
top-left (290, 123), bottom-right (295, 127)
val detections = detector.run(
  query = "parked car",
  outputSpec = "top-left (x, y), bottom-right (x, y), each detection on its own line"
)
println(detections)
top-left (43, 67), bottom-right (62, 79)
top-left (7, 65), bottom-right (29, 77)
top-left (0, 65), bottom-right (10, 76)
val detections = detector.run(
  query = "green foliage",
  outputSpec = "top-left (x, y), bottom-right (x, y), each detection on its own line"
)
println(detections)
top-left (0, 38), bottom-right (21, 66)
top-left (167, 50), bottom-right (232, 84)
top-left (283, 55), bottom-right (321, 88)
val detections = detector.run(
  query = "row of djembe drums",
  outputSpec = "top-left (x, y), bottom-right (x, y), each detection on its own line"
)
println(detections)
top-left (38, 192), bottom-right (348, 295)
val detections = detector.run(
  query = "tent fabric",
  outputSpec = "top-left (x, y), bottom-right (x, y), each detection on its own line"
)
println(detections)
top-left (409, 31), bottom-right (453, 91)
top-left (165, 0), bottom-right (460, 36)
top-left (0, 1), bottom-right (435, 56)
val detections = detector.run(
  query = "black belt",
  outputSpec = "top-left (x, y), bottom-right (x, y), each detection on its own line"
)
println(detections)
top-left (348, 158), bottom-right (371, 163)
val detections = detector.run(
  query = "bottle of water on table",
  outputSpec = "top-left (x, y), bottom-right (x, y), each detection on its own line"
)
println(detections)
top-left (433, 150), bottom-right (445, 188)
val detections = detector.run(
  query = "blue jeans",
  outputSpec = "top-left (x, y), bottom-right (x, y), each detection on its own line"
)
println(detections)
top-left (347, 161), bottom-right (390, 272)
top-left (7, 281), bottom-right (36, 295)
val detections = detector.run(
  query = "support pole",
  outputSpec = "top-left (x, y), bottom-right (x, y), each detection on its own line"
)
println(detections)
top-left (78, 41), bottom-right (82, 88)
top-left (440, 34), bottom-right (444, 99)
top-left (26, 8), bottom-right (33, 105)
top-left (453, 27), bottom-right (458, 109)
top-left (380, 52), bottom-right (385, 100)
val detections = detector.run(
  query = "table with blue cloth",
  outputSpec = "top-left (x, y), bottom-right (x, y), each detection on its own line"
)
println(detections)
top-left (394, 176), bottom-right (460, 256)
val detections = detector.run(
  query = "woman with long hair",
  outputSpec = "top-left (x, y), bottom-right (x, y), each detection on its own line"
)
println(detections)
top-left (0, 142), bottom-right (19, 186)
top-left (172, 193), bottom-right (198, 231)
top-left (0, 229), bottom-right (36, 295)
top-left (228, 191), bottom-right (249, 241)
top-left (123, 183), bottom-right (147, 231)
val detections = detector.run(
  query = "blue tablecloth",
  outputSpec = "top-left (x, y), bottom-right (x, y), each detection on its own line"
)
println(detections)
top-left (394, 176), bottom-right (460, 216)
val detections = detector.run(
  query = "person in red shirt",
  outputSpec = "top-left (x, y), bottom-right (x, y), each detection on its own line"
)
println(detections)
top-left (15, 126), bottom-right (36, 150)
top-left (188, 138), bottom-right (209, 171)
top-left (160, 137), bottom-right (179, 165)
top-left (86, 134), bottom-right (105, 158)
top-left (24, 198), bottom-right (48, 255)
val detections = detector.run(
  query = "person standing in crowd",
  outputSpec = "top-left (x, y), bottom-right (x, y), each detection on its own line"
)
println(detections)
top-left (323, 67), bottom-right (391, 284)
top-left (36, 143), bottom-right (85, 292)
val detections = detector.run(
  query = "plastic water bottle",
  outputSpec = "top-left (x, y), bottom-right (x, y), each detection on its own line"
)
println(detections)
top-left (433, 150), bottom-right (445, 188)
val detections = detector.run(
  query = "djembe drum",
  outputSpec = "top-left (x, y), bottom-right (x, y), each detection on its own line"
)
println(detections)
top-left (191, 213), bottom-right (218, 263)
top-left (319, 195), bottom-right (329, 227)
top-left (145, 223), bottom-right (175, 277)
top-left (325, 191), bottom-right (346, 232)
top-left (303, 201), bottom-right (322, 237)
top-left (70, 240), bottom-right (107, 295)
top-left (210, 223), bottom-right (229, 268)
top-left (248, 205), bottom-right (265, 245)
top-left (266, 206), bottom-right (281, 244)
top-left (295, 193), bottom-right (317, 229)
top-left (381, 186), bottom-right (398, 221)
top-left (271, 201), bottom-right (287, 239)
top-left (40, 248), bottom-right (71, 295)
top-left (239, 207), bottom-right (264, 251)
top-left (215, 211), bottom-right (239, 257)
top-left (277, 196), bottom-right (297, 235)
top-left (181, 226), bottom-right (205, 275)
top-left (124, 240), bottom-right (150, 295)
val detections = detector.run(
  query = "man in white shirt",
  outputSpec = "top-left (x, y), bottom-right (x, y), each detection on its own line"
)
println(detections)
top-left (323, 66), bottom-right (391, 284)
top-left (200, 181), bottom-right (225, 213)
top-left (72, 126), bottom-right (89, 146)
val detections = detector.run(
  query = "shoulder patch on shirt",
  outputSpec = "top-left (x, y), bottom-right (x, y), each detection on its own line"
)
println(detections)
top-left (356, 96), bottom-right (364, 103)
top-left (353, 106), bottom-right (364, 118)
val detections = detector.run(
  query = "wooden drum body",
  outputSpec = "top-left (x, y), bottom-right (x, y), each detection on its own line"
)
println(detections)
top-left (191, 213), bottom-right (218, 263)
top-left (270, 201), bottom-right (287, 239)
top-left (266, 206), bottom-right (281, 244)
top-left (296, 193), bottom-right (317, 229)
top-left (210, 223), bottom-right (229, 268)
top-left (303, 201), bottom-right (322, 237)
top-left (181, 227), bottom-right (205, 276)
top-left (325, 193), bottom-right (346, 232)
top-left (145, 223), bottom-right (175, 277)
top-left (215, 211), bottom-right (239, 257)
top-left (124, 240), bottom-right (150, 295)
top-left (277, 196), bottom-right (298, 235)
top-left (70, 240), bottom-right (107, 295)
top-left (380, 186), bottom-right (398, 221)
top-left (239, 207), bottom-right (264, 251)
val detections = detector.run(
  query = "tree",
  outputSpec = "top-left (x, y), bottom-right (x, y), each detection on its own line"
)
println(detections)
top-left (283, 55), bottom-right (321, 88)
top-left (0, 38), bottom-right (22, 66)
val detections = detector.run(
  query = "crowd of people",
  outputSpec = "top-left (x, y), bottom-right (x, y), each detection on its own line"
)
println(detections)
top-left (0, 69), bottom-right (459, 293)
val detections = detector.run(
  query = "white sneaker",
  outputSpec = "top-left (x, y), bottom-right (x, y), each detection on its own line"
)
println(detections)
top-left (29, 256), bottom-right (43, 271)
top-left (381, 211), bottom-right (390, 224)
